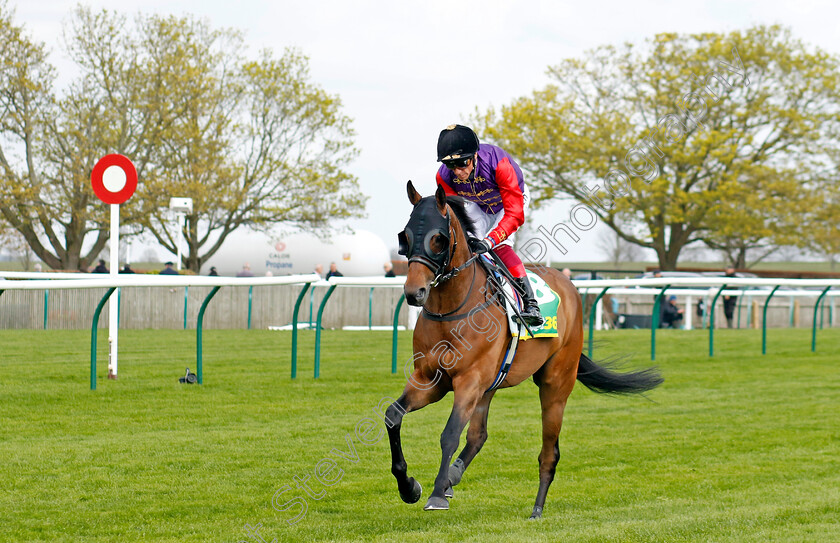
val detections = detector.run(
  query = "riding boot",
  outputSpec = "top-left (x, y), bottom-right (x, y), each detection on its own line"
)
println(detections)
top-left (513, 276), bottom-right (544, 328)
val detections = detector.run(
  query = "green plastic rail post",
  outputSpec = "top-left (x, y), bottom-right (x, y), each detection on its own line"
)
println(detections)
top-left (43, 290), bottom-right (49, 329)
top-left (314, 285), bottom-right (337, 378)
top-left (650, 285), bottom-right (671, 361)
top-left (587, 287), bottom-right (610, 358)
top-left (392, 293), bottom-right (406, 374)
top-left (290, 282), bottom-right (311, 379)
top-left (369, 287), bottom-right (374, 330)
top-left (709, 284), bottom-right (727, 357)
top-left (788, 296), bottom-right (795, 327)
top-left (761, 285), bottom-right (781, 355)
top-left (196, 286), bottom-right (221, 385)
top-left (811, 286), bottom-right (831, 352)
top-left (90, 287), bottom-right (116, 391)
top-left (247, 286), bottom-right (253, 330)
top-left (183, 286), bottom-right (189, 330)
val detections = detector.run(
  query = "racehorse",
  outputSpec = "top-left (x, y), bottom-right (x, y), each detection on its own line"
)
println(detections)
top-left (385, 181), bottom-right (663, 519)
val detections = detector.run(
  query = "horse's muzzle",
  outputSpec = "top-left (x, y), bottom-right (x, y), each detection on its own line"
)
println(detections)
top-left (405, 286), bottom-right (428, 307)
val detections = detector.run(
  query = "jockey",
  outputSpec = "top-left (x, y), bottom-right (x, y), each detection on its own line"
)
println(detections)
top-left (435, 124), bottom-right (544, 328)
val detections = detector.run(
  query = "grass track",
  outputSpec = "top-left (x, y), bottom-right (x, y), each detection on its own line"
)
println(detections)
top-left (1, 328), bottom-right (838, 542)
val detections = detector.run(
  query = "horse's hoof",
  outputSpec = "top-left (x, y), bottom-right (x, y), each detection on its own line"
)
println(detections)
top-left (399, 477), bottom-right (422, 504)
top-left (529, 505), bottom-right (543, 520)
top-left (423, 496), bottom-right (449, 511)
top-left (448, 458), bottom-right (465, 486)
top-left (444, 484), bottom-right (454, 499)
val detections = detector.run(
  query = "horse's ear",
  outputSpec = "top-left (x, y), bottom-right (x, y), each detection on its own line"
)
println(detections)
top-left (406, 180), bottom-right (422, 205)
top-left (435, 184), bottom-right (447, 214)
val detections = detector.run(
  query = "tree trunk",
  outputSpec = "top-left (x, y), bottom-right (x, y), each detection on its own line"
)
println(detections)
top-left (735, 248), bottom-right (747, 269)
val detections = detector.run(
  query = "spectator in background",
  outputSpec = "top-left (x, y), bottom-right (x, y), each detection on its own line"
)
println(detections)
top-left (160, 261), bottom-right (179, 275)
top-left (314, 264), bottom-right (324, 278)
top-left (326, 262), bottom-right (343, 280)
top-left (561, 268), bottom-right (572, 280)
top-left (661, 295), bottom-right (684, 328)
top-left (384, 262), bottom-right (396, 277)
top-left (34, 263), bottom-right (43, 273)
top-left (236, 263), bottom-right (254, 277)
top-left (208, 266), bottom-right (218, 276)
top-left (723, 267), bottom-right (737, 328)
top-left (92, 259), bottom-right (109, 273)
top-left (119, 264), bottom-right (135, 274)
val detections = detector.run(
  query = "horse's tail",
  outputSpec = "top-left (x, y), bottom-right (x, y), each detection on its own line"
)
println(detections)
top-left (576, 354), bottom-right (663, 395)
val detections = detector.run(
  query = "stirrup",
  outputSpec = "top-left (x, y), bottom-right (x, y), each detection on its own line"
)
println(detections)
top-left (513, 277), bottom-right (544, 328)
top-left (516, 308), bottom-right (544, 328)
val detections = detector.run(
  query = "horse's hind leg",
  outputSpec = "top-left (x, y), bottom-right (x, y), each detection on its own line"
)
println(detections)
top-left (531, 376), bottom-right (573, 520)
top-left (448, 389), bottom-right (496, 494)
top-left (386, 380), bottom-right (447, 504)
top-left (425, 380), bottom-right (483, 511)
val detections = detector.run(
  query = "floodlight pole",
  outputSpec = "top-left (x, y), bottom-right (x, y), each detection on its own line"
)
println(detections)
top-left (108, 203), bottom-right (119, 379)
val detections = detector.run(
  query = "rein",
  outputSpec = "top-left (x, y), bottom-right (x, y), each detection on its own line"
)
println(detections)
top-left (421, 259), bottom-right (498, 322)
top-left (421, 221), bottom-right (496, 322)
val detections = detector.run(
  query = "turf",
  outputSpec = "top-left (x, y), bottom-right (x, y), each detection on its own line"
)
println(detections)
top-left (0, 328), bottom-right (838, 542)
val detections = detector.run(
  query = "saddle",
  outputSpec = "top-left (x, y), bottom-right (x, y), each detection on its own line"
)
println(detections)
top-left (478, 256), bottom-right (561, 392)
top-left (478, 255), bottom-right (561, 341)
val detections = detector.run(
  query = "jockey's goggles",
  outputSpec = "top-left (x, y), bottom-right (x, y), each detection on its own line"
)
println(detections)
top-left (443, 156), bottom-right (472, 170)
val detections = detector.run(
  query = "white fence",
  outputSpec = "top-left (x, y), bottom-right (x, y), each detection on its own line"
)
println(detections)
top-left (1, 273), bottom-right (838, 331)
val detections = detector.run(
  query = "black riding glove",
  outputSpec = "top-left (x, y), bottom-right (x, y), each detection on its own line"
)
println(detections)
top-left (469, 237), bottom-right (493, 255)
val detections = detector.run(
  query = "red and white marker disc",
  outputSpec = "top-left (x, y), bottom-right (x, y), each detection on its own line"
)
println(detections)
top-left (91, 154), bottom-right (137, 204)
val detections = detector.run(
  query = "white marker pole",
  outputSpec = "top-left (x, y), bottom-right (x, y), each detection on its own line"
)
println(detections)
top-left (108, 203), bottom-right (119, 378)
top-left (91, 154), bottom-right (137, 382)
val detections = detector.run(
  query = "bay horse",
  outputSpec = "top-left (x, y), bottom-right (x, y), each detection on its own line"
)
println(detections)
top-left (385, 181), bottom-right (663, 519)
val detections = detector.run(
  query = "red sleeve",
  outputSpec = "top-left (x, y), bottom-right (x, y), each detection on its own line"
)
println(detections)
top-left (487, 157), bottom-right (524, 245)
top-left (436, 171), bottom-right (457, 196)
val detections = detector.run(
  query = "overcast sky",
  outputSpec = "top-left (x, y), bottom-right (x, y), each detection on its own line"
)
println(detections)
top-left (13, 0), bottom-right (840, 263)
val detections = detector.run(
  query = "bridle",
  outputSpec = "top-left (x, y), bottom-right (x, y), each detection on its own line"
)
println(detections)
top-left (399, 200), bottom-right (486, 320)
top-left (410, 211), bottom-right (457, 283)
top-left (423, 214), bottom-right (479, 288)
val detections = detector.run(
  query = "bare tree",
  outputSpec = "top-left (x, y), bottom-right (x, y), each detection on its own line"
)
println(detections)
top-left (597, 220), bottom-right (643, 267)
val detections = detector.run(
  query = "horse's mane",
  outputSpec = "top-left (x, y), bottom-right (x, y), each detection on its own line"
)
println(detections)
top-left (445, 196), bottom-right (478, 238)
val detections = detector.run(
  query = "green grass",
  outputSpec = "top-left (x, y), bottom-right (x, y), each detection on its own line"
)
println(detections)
top-left (1, 328), bottom-right (838, 542)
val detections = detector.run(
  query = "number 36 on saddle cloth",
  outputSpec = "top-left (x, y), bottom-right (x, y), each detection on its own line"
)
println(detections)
top-left (493, 266), bottom-right (561, 341)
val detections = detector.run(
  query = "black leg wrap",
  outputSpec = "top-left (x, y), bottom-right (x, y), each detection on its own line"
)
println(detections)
top-left (448, 458), bottom-right (466, 487)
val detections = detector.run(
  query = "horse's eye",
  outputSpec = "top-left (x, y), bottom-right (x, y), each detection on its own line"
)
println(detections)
top-left (430, 233), bottom-right (447, 254)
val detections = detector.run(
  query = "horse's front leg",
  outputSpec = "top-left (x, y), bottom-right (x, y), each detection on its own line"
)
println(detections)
top-left (386, 377), bottom-right (446, 504)
top-left (448, 389), bottom-right (496, 493)
top-left (424, 380), bottom-right (483, 511)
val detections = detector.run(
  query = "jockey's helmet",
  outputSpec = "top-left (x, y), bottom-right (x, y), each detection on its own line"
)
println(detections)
top-left (437, 124), bottom-right (479, 162)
